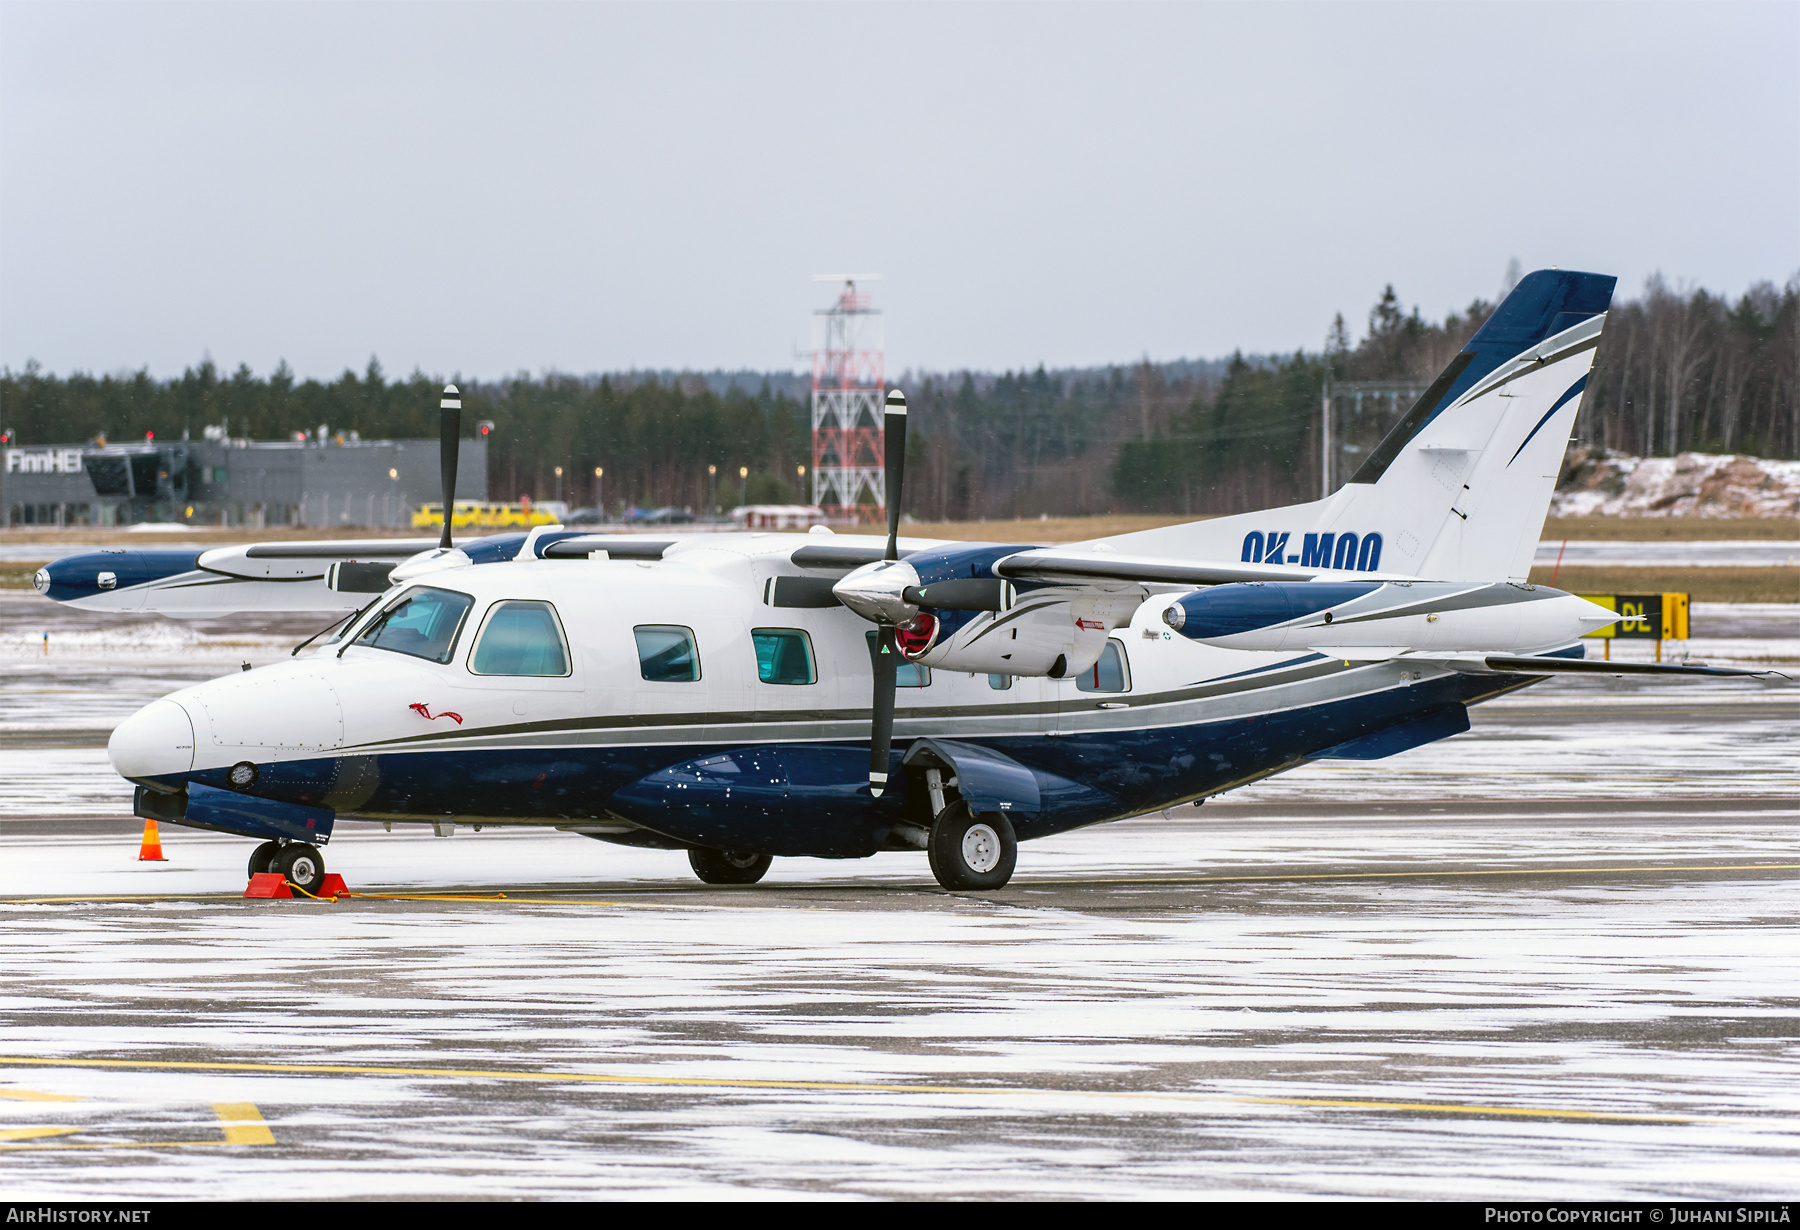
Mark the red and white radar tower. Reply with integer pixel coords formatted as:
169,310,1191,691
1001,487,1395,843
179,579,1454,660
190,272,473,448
810,275,885,522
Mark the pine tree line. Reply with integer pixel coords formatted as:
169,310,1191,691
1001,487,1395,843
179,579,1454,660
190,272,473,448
2,274,1792,518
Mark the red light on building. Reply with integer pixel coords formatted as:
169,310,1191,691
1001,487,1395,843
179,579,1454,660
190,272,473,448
145,431,154,441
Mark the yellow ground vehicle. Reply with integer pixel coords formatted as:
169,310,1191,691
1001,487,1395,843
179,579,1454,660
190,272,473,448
411,500,563,531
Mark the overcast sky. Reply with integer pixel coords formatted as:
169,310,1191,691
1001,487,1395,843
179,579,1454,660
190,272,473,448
2,1,1795,382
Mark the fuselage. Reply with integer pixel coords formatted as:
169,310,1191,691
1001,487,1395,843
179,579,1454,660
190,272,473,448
108,532,1563,859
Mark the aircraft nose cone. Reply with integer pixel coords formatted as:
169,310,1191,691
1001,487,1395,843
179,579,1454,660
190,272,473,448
109,699,196,779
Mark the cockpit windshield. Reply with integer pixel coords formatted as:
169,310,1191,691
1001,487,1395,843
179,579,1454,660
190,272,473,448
355,587,474,664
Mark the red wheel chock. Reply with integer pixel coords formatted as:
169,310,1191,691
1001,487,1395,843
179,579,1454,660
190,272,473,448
244,873,349,900
244,873,291,898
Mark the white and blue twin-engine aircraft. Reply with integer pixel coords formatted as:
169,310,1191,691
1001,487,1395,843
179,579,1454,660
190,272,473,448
37,270,1771,892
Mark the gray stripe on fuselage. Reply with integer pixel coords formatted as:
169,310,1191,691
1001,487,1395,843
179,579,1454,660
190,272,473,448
328,654,1374,757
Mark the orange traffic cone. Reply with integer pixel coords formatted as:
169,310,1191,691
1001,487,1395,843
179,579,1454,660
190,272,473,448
137,818,167,862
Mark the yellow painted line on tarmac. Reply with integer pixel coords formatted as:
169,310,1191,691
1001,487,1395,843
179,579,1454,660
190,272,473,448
5,863,1796,907
0,1056,1701,1125
1013,862,1800,888
0,890,798,911
0,1126,82,1141
0,1089,84,1102
0,1102,276,1152
0,888,820,911
3,893,247,904
213,1101,276,1145
0,1138,272,1152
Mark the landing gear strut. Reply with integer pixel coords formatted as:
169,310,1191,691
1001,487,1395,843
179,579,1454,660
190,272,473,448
927,803,1017,891
688,847,773,885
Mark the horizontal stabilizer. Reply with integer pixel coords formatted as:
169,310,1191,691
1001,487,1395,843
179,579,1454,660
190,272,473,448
1476,655,1783,678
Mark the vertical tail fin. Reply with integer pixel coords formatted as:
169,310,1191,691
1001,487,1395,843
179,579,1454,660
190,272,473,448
1093,269,1617,583
1332,269,1616,581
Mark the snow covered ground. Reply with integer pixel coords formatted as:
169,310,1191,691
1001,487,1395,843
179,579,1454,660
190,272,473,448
0,593,1795,1200
0,808,1796,1201
1552,453,1800,519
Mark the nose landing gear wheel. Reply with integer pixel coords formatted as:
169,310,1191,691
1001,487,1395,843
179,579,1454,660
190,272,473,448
687,847,773,885
275,842,326,893
928,805,1017,891
247,840,283,878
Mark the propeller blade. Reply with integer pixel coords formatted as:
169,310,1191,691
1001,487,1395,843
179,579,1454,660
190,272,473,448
883,389,906,561
869,624,898,796
900,578,1013,612
769,576,844,608
438,384,462,551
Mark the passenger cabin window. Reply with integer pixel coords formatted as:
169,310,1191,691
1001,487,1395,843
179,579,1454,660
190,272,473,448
1074,640,1130,693
752,628,816,685
635,625,700,682
988,673,1013,690
356,587,473,664
470,601,570,676
866,631,931,687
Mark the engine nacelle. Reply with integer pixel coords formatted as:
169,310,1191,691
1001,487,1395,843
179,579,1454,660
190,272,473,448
1160,581,1618,655
874,547,1144,677
913,588,1143,677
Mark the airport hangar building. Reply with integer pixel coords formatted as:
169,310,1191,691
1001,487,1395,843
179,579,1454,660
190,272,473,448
2,432,488,529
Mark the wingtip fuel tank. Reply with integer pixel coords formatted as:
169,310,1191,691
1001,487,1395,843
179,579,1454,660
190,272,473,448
1160,581,1619,655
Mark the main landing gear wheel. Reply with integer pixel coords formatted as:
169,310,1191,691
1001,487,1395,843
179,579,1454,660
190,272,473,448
928,805,1017,891
687,847,773,885
275,842,326,893
247,840,283,878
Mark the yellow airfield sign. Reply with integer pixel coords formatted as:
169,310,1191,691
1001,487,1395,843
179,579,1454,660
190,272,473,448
1579,593,1690,641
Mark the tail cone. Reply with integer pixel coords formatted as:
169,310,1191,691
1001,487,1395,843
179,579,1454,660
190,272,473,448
137,818,167,862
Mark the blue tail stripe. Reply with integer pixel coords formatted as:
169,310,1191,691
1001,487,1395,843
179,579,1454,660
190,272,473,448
1507,374,1589,467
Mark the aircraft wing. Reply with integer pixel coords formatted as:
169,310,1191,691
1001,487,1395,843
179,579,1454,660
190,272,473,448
1458,654,1782,679
35,538,435,617
791,542,1338,586
990,548,1330,586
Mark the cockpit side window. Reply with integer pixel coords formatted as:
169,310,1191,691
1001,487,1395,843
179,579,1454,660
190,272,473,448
470,601,571,676
355,587,474,664
751,628,816,685
634,625,701,682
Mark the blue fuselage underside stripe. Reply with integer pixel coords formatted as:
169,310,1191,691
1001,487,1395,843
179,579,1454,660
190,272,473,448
164,671,1528,857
